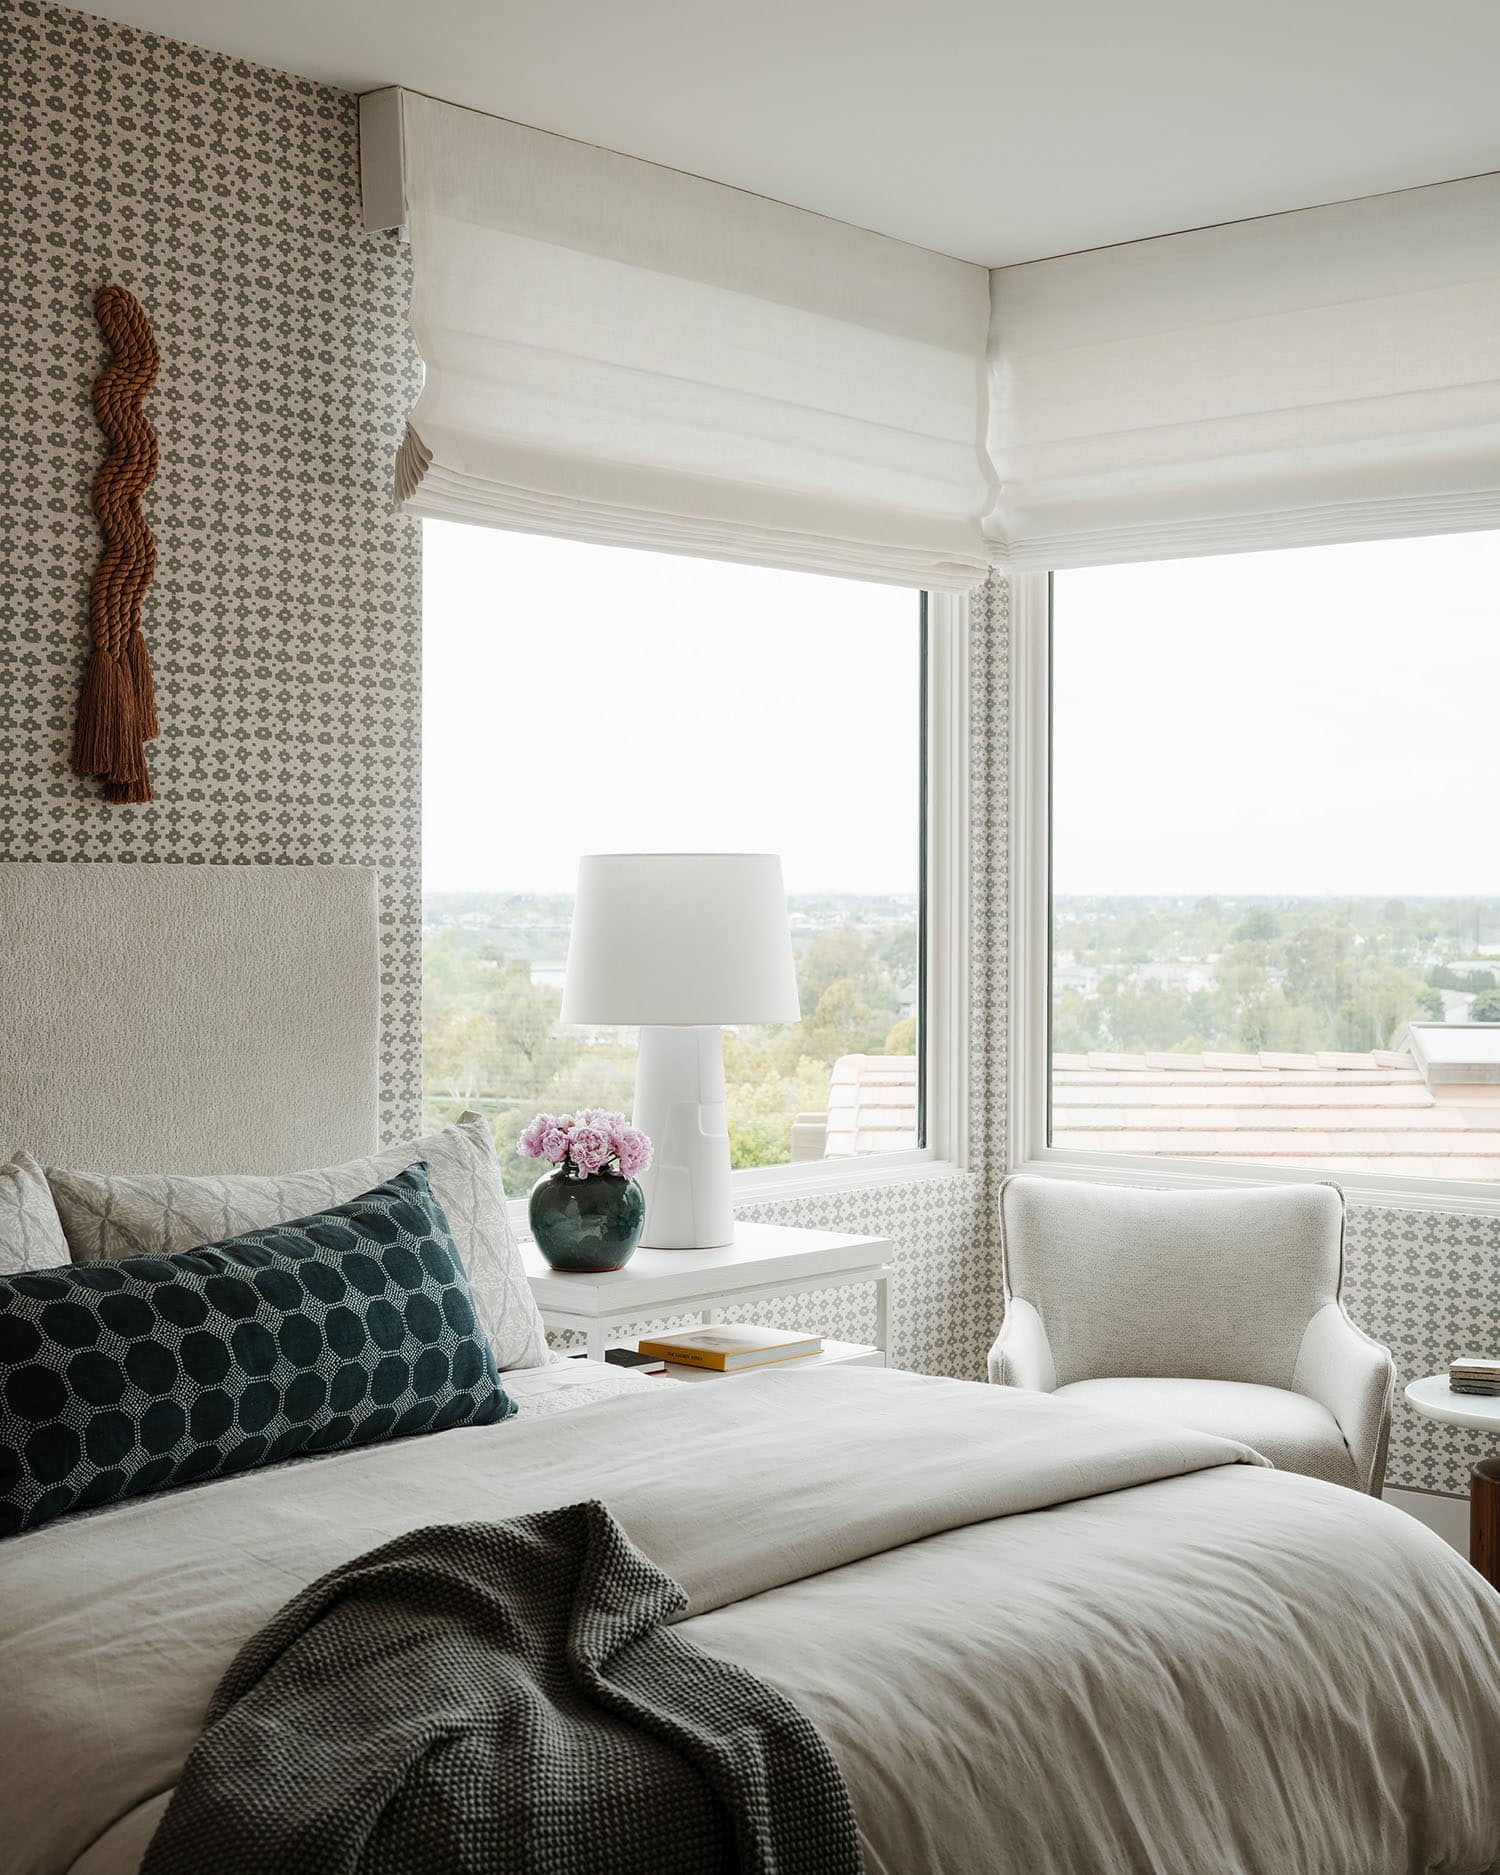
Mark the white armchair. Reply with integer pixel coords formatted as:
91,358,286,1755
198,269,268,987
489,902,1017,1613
988,1175,1395,1494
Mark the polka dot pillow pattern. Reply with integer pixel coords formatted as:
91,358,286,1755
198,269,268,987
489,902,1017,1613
0,1163,515,1538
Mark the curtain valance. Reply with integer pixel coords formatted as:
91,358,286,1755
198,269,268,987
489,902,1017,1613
362,91,1500,582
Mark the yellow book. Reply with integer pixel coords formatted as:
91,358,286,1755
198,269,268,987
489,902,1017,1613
637,1324,823,1372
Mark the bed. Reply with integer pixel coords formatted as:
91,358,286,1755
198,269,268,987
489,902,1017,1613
3,865,1499,1875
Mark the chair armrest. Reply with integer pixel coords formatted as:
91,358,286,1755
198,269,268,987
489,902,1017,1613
987,1297,1058,1392
1293,1302,1395,1494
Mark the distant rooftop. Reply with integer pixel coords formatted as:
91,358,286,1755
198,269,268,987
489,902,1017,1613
805,1041,1500,1180
793,1054,920,1160
1052,1041,1500,1180
1394,1022,1500,1083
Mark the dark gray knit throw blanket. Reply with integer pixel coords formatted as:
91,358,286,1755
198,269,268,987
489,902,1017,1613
142,1501,863,1875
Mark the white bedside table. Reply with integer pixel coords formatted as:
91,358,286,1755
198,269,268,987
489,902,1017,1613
1405,1374,1500,1589
522,1221,892,1372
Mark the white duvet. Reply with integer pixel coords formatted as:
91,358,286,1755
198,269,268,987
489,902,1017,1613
2,1367,1498,1875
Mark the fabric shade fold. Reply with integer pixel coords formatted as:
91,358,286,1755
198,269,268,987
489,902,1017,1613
363,90,1500,582
986,171,1500,569
375,88,994,590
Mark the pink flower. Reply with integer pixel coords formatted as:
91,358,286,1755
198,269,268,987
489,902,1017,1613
569,1124,612,1177
518,1113,554,1159
614,1126,652,1178
577,1107,625,1133
539,1124,572,1165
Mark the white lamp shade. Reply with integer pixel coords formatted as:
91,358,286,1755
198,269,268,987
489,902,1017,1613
561,854,800,1028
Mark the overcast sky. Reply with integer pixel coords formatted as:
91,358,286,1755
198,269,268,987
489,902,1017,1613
1053,530,1500,897
423,521,921,895
424,521,1498,901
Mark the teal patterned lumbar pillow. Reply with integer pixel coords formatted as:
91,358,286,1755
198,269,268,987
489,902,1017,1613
0,1163,514,1538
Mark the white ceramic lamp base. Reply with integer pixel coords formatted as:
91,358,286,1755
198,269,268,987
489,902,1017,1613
631,1024,734,1249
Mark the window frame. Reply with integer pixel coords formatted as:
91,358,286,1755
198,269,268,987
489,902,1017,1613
1012,566,1500,1219
500,586,971,1236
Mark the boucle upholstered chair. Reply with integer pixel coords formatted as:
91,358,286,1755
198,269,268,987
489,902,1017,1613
987,1176,1395,1494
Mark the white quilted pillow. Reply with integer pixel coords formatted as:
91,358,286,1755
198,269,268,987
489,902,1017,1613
0,1152,71,1277
45,1114,550,1371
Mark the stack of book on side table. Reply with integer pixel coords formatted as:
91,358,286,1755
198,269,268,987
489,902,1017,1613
1449,1357,1500,1397
636,1324,824,1377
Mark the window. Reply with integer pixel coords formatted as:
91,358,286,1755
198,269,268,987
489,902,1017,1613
422,521,928,1199
1048,531,1500,1189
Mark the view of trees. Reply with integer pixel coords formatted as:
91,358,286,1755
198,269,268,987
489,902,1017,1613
1052,896,1500,1058
422,892,920,1194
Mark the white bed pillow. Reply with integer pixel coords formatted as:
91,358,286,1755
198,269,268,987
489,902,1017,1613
0,1151,71,1276
45,1114,551,1371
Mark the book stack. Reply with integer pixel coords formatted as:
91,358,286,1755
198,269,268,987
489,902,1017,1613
637,1324,824,1374
1449,1357,1500,1397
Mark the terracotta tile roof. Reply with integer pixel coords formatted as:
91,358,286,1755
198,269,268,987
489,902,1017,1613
823,1054,920,1157
1052,1046,1500,1178
825,1046,1500,1178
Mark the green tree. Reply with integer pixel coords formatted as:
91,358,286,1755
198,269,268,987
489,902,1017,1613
1414,986,1445,1021
1429,964,1496,992
797,930,869,1010
801,977,880,1065
1050,990,1101,1054
1232,907,1279,943
1283,925,1350,1025
1470,989,1500,1022
1337,960,1426,1051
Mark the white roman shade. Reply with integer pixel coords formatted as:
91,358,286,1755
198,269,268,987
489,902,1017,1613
987,172,1500,570
363,91,1500,581
361,89,993,590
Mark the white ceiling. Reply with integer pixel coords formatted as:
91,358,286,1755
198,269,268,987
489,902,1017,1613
76,0,1500,265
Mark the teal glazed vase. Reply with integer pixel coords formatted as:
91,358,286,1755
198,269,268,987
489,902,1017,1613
528,1168,646,1273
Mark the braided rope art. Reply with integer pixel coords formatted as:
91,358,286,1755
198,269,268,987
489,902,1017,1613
73,285,161,804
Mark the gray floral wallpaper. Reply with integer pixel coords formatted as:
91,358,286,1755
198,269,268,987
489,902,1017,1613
0,0,423,1137
4,0,1493,1499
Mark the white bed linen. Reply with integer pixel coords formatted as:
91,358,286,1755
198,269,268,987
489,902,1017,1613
3,1369,1497,1875
502,1356,674,1415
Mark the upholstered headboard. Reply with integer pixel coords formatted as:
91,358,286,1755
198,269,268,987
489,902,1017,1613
0,864,380,1175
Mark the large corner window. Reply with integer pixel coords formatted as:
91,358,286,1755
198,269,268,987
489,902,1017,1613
1048,530,1500,1191
422,521,930,1198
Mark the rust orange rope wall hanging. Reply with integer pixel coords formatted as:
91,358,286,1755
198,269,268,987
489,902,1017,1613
73,283,161,804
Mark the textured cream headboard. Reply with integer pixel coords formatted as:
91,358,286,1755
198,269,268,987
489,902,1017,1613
0,864,380,1175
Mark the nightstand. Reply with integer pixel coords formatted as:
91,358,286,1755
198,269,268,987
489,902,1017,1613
521,1221,892,1372
1404,1375,1500,1589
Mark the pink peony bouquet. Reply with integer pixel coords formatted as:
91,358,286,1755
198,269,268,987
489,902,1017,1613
518,1108,653,1181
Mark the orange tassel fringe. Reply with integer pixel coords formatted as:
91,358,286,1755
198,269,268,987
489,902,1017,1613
73,284,161,803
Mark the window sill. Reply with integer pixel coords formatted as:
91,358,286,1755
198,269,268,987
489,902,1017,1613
506,1151,966,1238
1018,1148,1500,1221
730,1150,965,1205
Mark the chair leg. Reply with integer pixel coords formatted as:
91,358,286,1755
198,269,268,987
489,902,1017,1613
1472,1457,1500,1589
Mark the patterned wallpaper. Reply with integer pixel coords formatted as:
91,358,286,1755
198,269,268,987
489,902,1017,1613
1346,1201,1500,1494
4,1,1493,1497
0,0,423,1137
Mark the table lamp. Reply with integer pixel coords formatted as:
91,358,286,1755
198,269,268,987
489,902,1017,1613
560,853,800,1249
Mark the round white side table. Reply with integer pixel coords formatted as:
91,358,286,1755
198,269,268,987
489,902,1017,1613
1404,1375,1500,1589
